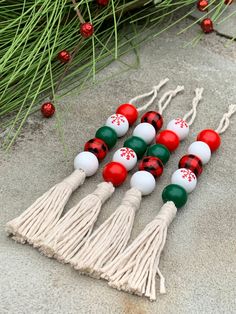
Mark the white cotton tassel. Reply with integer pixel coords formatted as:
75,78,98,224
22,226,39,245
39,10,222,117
38,182,115,262
6,169,86,245
71,188,142,277
101,201,177,301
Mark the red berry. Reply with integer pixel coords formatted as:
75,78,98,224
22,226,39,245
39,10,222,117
96,0,109,5
116,103,138,125
224,0,233,4
57,50,71,63
80,22,94,38
139,156,164,179
197,129,221,152
201,18,213,34
156,130,179,152
84,138,108,161
197,0,208,11
41,102,55,118
141,111,163,132
102,161,127,187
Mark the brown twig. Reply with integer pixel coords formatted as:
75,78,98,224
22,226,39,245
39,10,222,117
71,0,85,23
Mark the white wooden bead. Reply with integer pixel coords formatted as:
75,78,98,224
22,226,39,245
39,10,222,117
133,122,156,144
130,171,156,195
171,168,197,193
112,147,137,171
74,151,99,176
167,118,189,141
105,114,129,137
188,141,211,164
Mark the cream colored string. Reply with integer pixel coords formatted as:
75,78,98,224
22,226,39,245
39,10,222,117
215,104,236,134
182,87,204,126
158,85,184,115
128,78,169,112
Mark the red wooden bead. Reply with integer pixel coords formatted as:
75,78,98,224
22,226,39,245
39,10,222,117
102,161,127,186
201,18,213,34
84,138,108,161
197,0,208,11
178,154,203,177
141,111,163,132
41,102,55,118
139,156,164,179
116,103,138,125
156,130,179,152
57,50,71,63
80,22,94,38
197,129,221,152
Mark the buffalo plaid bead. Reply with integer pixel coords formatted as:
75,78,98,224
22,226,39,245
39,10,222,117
178,154,203,177
139,156,164,178
141,111,163,132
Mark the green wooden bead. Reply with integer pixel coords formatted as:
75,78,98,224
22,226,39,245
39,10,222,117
124,136,147,159
96,126,117,149
146,144,170,165
162,184,188,208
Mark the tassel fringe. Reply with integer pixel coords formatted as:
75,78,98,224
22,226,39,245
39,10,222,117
101,201,177,301
72,188,142,277
6,169,86,245
39,182,114,263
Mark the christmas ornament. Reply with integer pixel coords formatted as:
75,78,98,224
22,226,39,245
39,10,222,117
116,103,138,125
106,114,129,137
102,104,236,301
197,129,221,151
197,0,208,12
80,22,94,38
103,162,127,187
201,18,213,33
178,154,203,177
139,156,164,178
6,82,169,246
69,88,203,279
35,80,181,263
112,147,137,171
141,111,163,132
84,138,108,161
41,102,55,118
96,0,110,5
57,50,71,63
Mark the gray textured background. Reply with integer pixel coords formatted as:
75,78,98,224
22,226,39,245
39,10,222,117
1,19,236,314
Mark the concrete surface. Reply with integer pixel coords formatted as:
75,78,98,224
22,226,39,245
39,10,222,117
1,19,236,314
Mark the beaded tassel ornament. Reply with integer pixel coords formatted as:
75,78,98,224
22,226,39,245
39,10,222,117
71,88,203,277
102,104,236,301
5,79,169,245
37,84,184,262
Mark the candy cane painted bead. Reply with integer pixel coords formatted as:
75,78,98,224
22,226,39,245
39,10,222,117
171,168,197,193
188,141,211,164
133,122,156,145
106,114,129,137
74,151,99,176
112,147,137,171
167,118,189,141
130,171,156,196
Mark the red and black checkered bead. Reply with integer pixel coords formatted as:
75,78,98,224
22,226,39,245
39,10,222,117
84,138,108,161
141,111,163,132
139,156,164,178
178,154,203,177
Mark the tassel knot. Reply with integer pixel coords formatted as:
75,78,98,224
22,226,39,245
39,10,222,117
154,201,177,227
93,182,115,204
63,169,86,192
121,188,142,212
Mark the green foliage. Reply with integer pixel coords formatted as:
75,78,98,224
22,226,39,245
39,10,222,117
0,0,235,149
